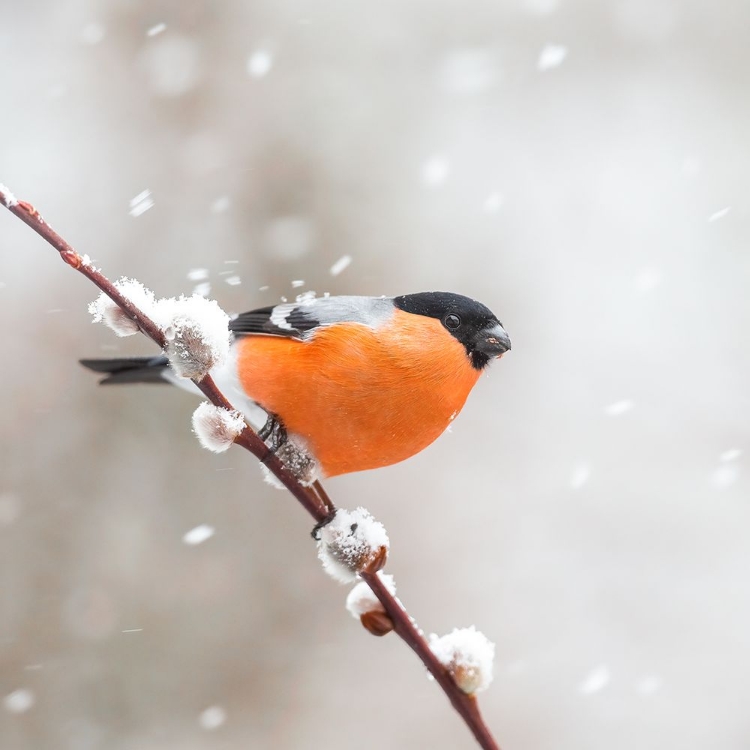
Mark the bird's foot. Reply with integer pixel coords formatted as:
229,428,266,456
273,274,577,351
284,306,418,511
258,413,287,453
311,509,338,540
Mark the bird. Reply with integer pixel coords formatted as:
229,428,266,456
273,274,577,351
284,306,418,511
81,291,510,478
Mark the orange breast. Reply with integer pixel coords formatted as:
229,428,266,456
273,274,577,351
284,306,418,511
234,310,482,477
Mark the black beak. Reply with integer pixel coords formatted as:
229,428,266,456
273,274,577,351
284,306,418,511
475,322,511,356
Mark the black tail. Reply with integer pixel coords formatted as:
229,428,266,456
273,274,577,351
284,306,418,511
79,356,170,385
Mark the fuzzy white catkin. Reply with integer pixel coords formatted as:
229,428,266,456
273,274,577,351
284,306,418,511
161,296,230,379
429,626,495,694
345,573,396,618
89,279,231,379
317,508,389,583
192,402,246,453
88,278,157,337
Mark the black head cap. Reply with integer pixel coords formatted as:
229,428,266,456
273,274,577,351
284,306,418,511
393,291,510,369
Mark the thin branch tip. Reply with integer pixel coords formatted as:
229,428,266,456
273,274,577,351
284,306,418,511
0,182,19,208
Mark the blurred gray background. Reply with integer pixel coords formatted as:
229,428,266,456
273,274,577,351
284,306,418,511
2,0,749,748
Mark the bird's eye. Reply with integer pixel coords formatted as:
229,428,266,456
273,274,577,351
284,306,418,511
444,313,461,330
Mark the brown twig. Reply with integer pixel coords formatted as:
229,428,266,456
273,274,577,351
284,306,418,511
0,185,501,750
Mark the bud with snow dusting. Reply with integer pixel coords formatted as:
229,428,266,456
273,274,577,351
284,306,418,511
162,296,230,380
89,280,230,379
260,434,320,487
192,402,246,453
429,626,495,695
317,508,389,583
88,278,157,337
346,573,396,636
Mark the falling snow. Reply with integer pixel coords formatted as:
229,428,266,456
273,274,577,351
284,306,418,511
147,23,167,37
422,156,450,187
712,464,740,489
708,206,731,222
483,192,504,213
247,50,273,78
80,22,106,45
129,189,154,217
636,675,662,696
580,665,610,694
569,464,591,489
210,196,231,213
199,706,226,730
182,524,216,545
604,399,634,416
4,689,35,714
720,448,742,462
329,255,352,276
537,44,568,71
634,267,662,293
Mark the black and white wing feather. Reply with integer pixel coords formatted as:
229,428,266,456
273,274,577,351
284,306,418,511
229,296,394,340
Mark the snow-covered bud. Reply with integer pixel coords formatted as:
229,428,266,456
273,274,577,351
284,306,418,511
162,296,230,380
88,278,157,337
93,298,139,336
90,281,230,378
317,508,389,583
259,434,320,488
429,626,495,695
192,402,246,453
346,573,396,637
345,573,396,618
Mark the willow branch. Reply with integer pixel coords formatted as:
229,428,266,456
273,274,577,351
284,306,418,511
0,185,501,750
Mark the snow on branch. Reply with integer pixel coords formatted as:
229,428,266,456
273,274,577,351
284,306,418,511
317,507,389,583
161,295,230,379
346,573,397,636
89,278,155,336
0,183,19,208
90,280,230,380
192,402,246,453
429,627,495,695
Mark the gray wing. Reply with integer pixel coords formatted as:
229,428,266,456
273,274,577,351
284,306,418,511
229,295,395,340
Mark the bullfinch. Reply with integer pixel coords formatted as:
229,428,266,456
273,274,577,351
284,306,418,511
81,291,510,478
